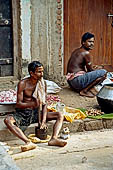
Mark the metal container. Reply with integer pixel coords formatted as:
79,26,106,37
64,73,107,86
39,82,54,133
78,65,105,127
96,83,113,113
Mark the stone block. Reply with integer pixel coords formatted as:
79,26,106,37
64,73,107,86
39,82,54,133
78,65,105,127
0,104,16,113
57,4,62,9
57,15,62,20
57,9,62,15
84,120,103,131
102,119,113,129
57,0,61,3
63,120,85,133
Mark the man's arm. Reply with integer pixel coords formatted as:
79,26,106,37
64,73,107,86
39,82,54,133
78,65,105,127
41,104,47,126
16,80,38,109
85,53,94,72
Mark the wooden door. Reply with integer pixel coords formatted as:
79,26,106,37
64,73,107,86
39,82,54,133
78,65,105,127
64,0,113,74
0,0,13,77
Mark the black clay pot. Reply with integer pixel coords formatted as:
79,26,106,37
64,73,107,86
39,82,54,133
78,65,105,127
96,83,113,113
35,126,47,140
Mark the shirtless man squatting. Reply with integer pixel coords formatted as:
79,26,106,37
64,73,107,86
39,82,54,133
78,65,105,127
67,32,107,98
4,61,67,151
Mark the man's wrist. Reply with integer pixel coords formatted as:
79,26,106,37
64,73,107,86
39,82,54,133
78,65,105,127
42,120,46,124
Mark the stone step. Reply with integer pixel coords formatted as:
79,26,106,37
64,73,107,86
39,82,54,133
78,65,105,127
0,104,16,113
1,116,113,141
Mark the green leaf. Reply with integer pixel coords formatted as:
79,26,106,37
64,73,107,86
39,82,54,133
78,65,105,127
87,113,113,119
76,108,87,113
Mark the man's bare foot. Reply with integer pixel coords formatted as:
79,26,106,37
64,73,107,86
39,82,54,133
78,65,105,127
80,90,95,98
21,141,37,152
90,87,98,96
48,138,67,147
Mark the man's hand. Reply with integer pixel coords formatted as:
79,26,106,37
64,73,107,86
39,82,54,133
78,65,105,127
93,65,104,70
31,97,40,109
40,122,48,130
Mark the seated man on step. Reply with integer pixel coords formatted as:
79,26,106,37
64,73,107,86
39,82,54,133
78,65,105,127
66,32,107,97
4,61,67,152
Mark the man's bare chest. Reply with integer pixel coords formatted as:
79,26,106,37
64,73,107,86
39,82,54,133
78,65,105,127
23,84,36,98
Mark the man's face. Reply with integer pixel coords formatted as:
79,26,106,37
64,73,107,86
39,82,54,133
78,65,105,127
82,37,95,50
31,66,44,80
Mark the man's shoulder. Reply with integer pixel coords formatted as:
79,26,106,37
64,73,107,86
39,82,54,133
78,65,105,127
71,47,80,54
71,47,88,56
18,78,29,87
77,48,90,58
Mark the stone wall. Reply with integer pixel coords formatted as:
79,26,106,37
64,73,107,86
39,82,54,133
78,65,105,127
30,0,66,85
2,0,67,89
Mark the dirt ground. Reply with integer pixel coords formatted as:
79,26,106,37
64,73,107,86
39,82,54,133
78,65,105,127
58,86,99,110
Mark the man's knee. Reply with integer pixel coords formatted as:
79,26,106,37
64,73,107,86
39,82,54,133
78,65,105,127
94,69,107,80
100,69,107,76
4,116,14,126
100,69,107,79
4,117,9,125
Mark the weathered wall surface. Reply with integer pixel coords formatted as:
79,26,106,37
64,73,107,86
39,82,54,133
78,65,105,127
20,0,66,85
20,0,32,77
30,0,66,85
0,0,66,91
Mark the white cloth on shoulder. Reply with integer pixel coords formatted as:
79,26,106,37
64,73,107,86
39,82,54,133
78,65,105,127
22,76,46,109
33,77,46,109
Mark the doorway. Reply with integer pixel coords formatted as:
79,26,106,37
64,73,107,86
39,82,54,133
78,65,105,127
0,0,19,78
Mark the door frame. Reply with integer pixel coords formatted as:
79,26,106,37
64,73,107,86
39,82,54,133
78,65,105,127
0,0,20,82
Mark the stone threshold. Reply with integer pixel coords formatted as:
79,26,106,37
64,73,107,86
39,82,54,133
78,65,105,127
0,116,113,142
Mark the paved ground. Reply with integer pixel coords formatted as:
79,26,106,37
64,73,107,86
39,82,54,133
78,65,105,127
6,129,113,170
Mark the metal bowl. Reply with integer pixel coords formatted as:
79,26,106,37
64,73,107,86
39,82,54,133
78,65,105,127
96,83,113,113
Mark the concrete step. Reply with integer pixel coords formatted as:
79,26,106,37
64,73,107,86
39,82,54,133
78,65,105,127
1,116,113,141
